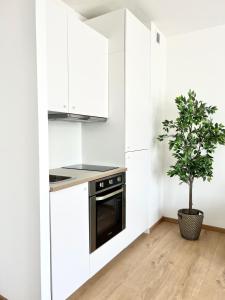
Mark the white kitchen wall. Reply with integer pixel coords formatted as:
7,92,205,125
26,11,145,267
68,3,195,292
149,23,167,226
163,24,225,228
48,122,82,169
0,0,41,299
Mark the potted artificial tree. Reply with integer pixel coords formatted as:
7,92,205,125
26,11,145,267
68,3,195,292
158,90,225,240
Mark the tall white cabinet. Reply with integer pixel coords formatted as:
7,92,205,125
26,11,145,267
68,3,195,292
46,0,108,118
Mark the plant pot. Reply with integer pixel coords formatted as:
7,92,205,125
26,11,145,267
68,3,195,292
178,209,204,240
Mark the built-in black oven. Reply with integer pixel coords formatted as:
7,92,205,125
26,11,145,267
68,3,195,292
89,172,126,253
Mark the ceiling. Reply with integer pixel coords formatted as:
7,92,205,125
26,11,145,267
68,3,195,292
64,0,225,36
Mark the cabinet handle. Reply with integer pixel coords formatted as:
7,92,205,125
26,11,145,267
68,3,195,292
63,105,67,108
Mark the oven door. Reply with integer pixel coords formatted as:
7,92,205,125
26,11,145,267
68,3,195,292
89,186,125,253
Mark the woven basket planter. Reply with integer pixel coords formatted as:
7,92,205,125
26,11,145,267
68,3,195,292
178,209,204,240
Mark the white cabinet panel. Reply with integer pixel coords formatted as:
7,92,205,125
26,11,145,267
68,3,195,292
50,183,89,300
68,14,108,117
125,150,151,243
89,229,128,277
125,11,151,152
47,0,68,112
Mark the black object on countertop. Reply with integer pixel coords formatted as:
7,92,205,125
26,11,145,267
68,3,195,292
49,174,72,183
62,164,118,172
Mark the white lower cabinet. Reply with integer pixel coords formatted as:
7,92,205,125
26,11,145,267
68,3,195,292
50,155,151,299
125,150,151,243
50,183,89,300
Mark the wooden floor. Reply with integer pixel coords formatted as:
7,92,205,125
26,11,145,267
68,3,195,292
69,222,225,300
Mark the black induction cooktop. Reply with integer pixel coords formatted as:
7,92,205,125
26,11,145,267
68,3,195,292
63,164,118,172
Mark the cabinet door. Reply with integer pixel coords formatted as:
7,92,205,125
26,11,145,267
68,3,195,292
125,150,151,243
68,13,108,117
50,183,89,300
125,11,151,152
46,0,68,112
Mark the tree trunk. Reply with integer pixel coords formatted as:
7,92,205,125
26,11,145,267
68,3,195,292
189,179,193,213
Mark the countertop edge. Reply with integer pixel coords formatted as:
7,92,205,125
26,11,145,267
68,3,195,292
50,167,127,192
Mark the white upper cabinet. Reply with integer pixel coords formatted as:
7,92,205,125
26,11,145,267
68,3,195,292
50,183,89,300
47,0,68,112
125,11,151,152
68,13,108,117
46,0,108,117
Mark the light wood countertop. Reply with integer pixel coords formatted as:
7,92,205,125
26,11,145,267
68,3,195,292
49,167,127,192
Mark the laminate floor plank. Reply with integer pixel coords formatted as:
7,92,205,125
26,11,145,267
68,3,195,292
69,222,225,300
196,233,225,300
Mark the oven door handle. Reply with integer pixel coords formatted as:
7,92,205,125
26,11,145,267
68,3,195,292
96,188,124,201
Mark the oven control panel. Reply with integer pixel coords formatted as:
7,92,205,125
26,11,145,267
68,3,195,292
89,172,125,195
96,175,123,192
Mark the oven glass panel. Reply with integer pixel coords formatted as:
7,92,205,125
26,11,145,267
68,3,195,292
96,191,123,248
